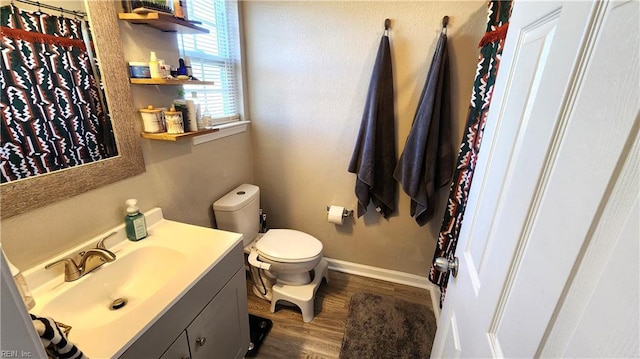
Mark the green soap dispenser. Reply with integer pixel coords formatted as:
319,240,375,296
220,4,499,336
125,199,147,241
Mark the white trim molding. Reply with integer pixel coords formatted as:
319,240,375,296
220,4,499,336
192,121,250,145
325,257,441,320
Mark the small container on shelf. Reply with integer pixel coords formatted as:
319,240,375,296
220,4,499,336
139,105,165,133
164,105,184,134
158,60,170,78
172,100,190,131
129,62,150,78
173,0,187,19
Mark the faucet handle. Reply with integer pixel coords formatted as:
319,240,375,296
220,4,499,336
96,232,117,250
45,258,81,282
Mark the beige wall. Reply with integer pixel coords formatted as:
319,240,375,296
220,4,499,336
1,22,254,270
2,1,486,277
242,1,486,275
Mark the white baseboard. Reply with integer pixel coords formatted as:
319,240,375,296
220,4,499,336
324,257,441,320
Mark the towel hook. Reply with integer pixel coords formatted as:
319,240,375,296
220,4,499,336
442,15,449,34
384,18,391,36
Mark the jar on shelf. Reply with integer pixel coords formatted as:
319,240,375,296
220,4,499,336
164,106,184,134
139,105,165,133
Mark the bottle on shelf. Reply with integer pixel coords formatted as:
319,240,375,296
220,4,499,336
149,51,161,79
184,56,193,79
173,0,187,19
186,92,201,131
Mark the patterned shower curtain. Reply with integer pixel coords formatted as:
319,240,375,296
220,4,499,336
428,0,513,307
0,4,115,183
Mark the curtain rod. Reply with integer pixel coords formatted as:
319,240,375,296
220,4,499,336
13,0,86,18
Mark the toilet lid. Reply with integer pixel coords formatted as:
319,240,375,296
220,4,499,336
256,229,323,262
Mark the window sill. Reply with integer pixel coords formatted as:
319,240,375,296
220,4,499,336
192,121,251,145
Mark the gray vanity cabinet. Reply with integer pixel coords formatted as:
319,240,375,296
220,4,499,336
160,331,190,359
120,242,250,359
187,268,249,359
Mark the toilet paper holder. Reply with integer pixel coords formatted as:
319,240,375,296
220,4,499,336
326,206,353,218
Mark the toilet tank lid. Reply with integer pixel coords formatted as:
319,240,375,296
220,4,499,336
213,184,259,211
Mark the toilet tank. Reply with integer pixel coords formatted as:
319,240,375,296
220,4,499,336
213,184,260,248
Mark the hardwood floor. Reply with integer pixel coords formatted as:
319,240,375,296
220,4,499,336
245,269,435,359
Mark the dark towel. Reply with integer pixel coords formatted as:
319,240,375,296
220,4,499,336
348,35,396,218
394,33,453,226
31,314,87,359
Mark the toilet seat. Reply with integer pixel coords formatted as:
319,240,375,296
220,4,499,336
258,251,320,264
256,229,323,263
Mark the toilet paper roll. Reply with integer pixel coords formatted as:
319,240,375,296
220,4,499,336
328,205,345,225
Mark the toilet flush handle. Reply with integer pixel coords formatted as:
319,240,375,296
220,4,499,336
248,249,271,271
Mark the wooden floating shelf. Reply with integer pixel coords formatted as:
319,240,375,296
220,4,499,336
130,78,215,85
118,12,209,34
141,128,220,141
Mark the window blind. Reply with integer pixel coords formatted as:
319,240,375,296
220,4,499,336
180,0,240,121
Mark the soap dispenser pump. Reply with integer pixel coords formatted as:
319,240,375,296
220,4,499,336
125,199,147,241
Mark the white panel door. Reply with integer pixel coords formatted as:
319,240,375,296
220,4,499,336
431,0,640,357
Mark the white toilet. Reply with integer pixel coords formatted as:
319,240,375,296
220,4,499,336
213,184,329,322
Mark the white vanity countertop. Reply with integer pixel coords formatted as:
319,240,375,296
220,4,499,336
24,208,242,358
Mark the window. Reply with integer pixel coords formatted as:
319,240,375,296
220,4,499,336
179,0,241,123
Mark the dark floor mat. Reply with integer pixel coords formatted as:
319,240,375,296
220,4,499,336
246,314,273,357
339,293,436,358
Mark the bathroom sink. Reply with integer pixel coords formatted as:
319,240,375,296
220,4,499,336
36,246,186,331
25,208,243,358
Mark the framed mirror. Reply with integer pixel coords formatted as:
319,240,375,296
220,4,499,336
1,1,145,218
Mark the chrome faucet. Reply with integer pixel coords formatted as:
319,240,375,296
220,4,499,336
45,233,117,282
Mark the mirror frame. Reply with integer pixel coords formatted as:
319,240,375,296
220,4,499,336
0,1,145,218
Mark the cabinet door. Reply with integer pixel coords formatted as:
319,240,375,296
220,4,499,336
159,331,191,359
187,269,250,359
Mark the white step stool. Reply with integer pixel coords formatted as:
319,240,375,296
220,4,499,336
269,258,329,323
